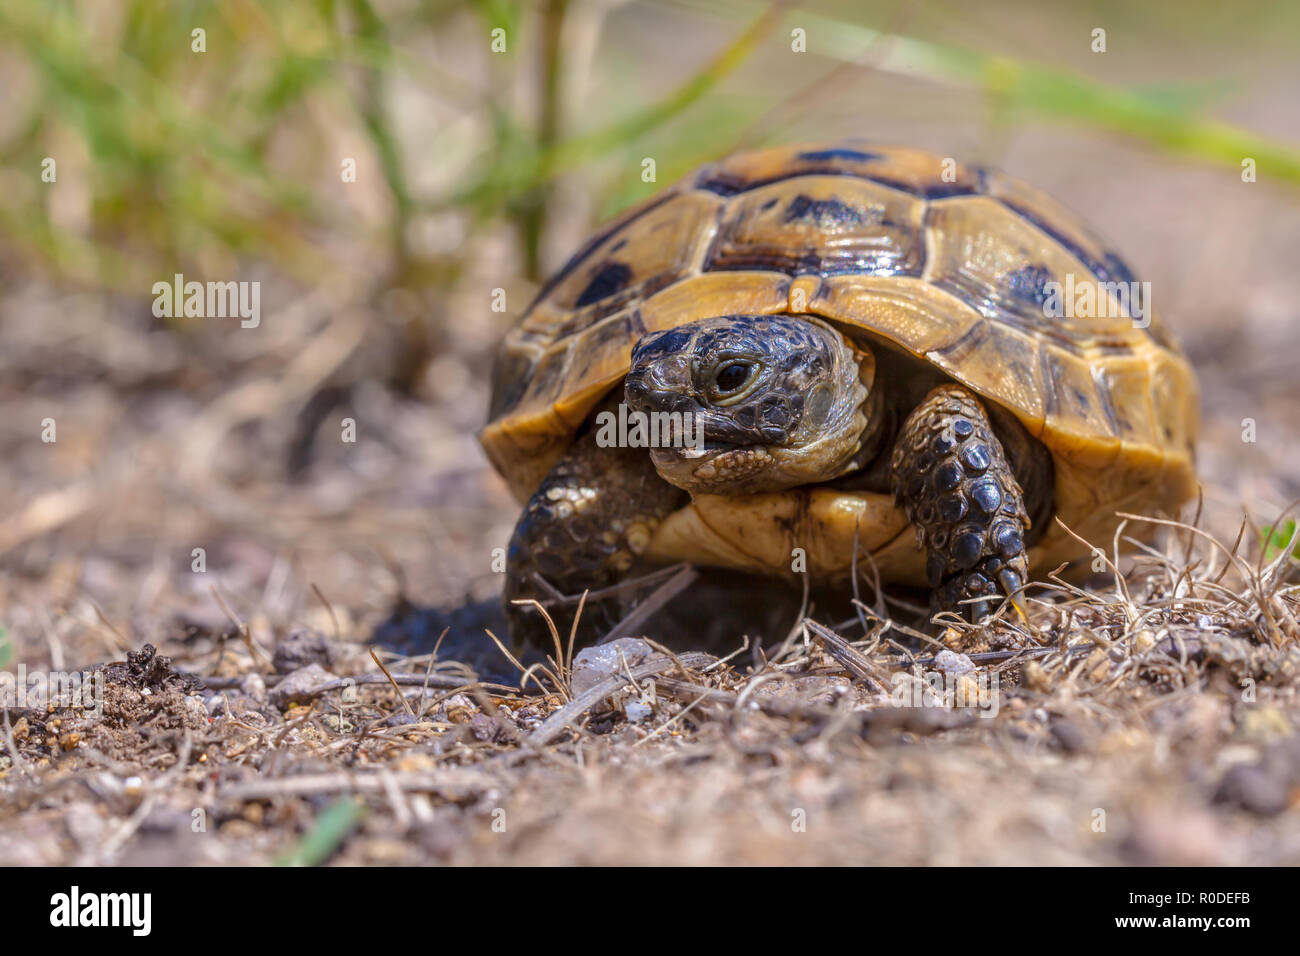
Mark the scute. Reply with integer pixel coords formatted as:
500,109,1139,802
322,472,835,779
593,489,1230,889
982,168,1135,287
703,175,926,277
924,195,1144,353
525,189,722,336
483,141,1199,582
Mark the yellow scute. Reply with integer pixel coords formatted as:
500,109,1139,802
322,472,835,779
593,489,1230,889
645,489,924,581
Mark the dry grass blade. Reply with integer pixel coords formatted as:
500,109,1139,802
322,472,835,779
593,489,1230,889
802,619,888,692
209,585,269,668
222,771,498,801
369,648,415,716
598,565,699,644
528,650,717,746
2,708,28,776
483,627,570,700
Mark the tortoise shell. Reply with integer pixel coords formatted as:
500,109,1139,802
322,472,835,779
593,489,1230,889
482,143,1199,582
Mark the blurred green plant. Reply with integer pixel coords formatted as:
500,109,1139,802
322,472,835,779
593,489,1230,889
0,0,1297,304
1260,519,1300,563
0,626,11,669
272,795,364,866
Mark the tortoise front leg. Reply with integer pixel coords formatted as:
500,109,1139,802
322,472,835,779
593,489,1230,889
505,428,687,648
890,384,1031,622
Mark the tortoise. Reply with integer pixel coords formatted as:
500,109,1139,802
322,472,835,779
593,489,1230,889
481,142,1199,644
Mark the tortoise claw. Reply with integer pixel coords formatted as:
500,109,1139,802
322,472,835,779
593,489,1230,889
998,568,1027,623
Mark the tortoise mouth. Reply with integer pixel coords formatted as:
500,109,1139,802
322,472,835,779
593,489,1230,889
655,439,736,463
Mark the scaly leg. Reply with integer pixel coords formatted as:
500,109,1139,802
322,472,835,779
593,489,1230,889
505,427,687,648
890,384,1032,622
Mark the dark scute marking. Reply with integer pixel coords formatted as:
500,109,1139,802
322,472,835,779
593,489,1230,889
705,194,922,277
1003,263,1054,308
524,348,569,404
1096,248,1174,352
526,192,672,315
863,175,921,196
697,168,886,196
574,261,634,308
1000,198,1148,313
1099,251,1137,287
796,147,883,163
582,310,646,359
924,205,1084,348
1039,347,1061,418
697,175,745,196
865,176,977,199
1092,366,1125,437
931,236,1114,359
922,180,979,199
555,273,678,338
932,320,992,364
705,247,920,278
782,194,865,227
1001,198,1104,274
487,350,535,420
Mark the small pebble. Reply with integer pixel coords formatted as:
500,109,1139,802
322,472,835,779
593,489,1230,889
571,638,656,697
1215,763,1290,816
933,650,975,675
1050,717,1088,753
272,628,335,674
240,673,267,702
322,714,356,733
268,663,334,708
624,701,653,723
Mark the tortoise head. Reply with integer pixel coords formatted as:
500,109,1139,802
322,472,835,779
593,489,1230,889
623,314,872,494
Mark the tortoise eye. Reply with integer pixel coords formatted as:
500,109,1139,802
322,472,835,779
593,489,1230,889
713,362,753,396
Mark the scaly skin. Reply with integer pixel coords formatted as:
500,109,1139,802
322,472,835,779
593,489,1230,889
889,384,1031,622
505,421,687,648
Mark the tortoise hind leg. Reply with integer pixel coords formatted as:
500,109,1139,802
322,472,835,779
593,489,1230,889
505,428,687,648
890,384,1031,622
